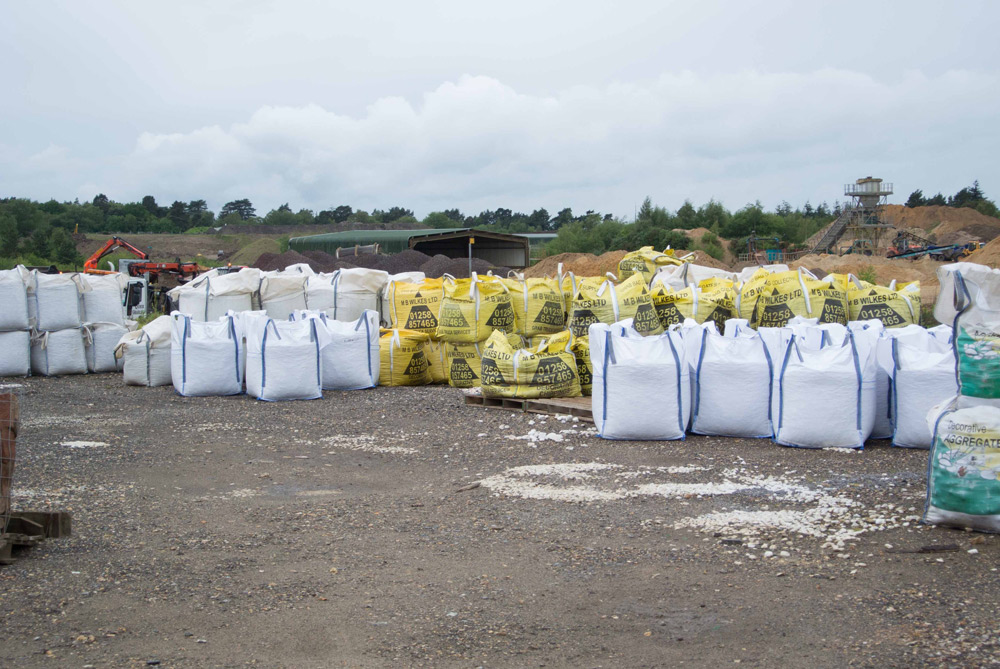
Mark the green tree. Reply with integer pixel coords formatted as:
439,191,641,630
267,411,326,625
906,188,927,208
0,213,19,256
50,227,80,264
675,200,697,229
332,205,353,223
422,211,463,228
220,199,256,220
926,192,947,206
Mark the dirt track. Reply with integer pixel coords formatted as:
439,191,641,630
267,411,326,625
2,376,999,667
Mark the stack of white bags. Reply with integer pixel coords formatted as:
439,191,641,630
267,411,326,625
589,315,956,448
0,267,31,376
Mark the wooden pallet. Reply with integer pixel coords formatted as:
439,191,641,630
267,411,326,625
462,390,593,422
0,511,72,565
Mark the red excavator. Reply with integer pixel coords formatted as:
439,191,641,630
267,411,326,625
83,236,207,279
83,236,213,316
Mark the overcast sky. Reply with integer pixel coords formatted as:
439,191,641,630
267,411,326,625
2,1,998,219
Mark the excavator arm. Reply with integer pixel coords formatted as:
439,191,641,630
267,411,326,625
83,236,150,274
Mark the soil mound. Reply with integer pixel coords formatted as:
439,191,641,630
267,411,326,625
230,238,280,266
966,236,1000,268
525,251,628,278
883,205,1000,244
253,250,315,272
790,253,946,305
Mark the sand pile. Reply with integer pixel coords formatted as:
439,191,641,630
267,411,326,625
966,236,1000,268
791,253,945,304
673,228,735,263
524,251,629,278
883,205,1000,244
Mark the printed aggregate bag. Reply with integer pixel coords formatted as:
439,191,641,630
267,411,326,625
480,329,580,399
504,275,566,337
566,274,661,337
436,274,515,343
425,337,448,384
925,403,1000,532
386,278,444,335
379,329,431,386
617,246,686,284
751,269,848,329
847,278,920,328
445,332,525,388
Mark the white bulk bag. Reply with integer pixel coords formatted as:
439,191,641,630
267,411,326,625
928,324,953,345
0,330,30,376
30,328,87,376
590,322,690,440
934,262,1000,325
691,326,773,438
245,317,324,401
80,273,126,326
169,268,260,321
170,313,244,397
28,271,82,331
116,315,173,386
0,267,29,331
260,274,308,320
847,320,892,439
297,309,380,390
880,335,957,449
84,322,128,373
773,333,876,449
651,263,738,291
308,268,389,322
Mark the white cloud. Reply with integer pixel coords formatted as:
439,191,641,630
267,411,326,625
4,69,999,215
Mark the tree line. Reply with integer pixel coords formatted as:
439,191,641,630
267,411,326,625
905,181,999,217
1,181,995,267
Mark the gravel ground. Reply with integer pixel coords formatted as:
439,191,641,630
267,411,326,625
1,375,999,667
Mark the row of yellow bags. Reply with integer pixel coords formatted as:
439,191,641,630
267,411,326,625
379,327,593,396
384,263,922,350
385,272,662,342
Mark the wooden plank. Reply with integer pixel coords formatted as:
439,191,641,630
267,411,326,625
0,538,12,566
463,389,593,422
11,511,72,538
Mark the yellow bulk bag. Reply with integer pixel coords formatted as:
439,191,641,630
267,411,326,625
650,283,697,329
506,274,566,337
446,332,524,388
570,334,592,396
567,274,662,337
737,268,771,323
751,269,848,328
696,284,737,332
425,337,448,384
386,278,444,335
436,274,515,343
480,330,581,399
617,246,687,283
847,279,920,327
697,276,735,293
379,329,431,386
